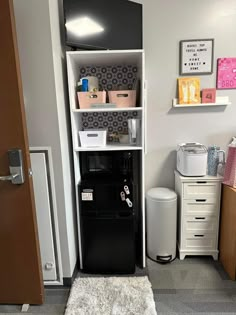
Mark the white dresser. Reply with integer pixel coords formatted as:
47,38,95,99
174,170,222,260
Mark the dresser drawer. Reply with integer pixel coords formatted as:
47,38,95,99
183,199,219,215
183,181,220,199
183,232,216,249
184,215,217,232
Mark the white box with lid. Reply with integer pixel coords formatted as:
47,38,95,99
177,143,207,176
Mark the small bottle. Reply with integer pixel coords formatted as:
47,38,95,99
82,79,89,92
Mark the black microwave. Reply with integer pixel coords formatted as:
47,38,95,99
79,151,140,181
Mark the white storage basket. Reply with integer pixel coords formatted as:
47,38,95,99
79,130,107,147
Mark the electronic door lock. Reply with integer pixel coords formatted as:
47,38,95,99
0,149,25,185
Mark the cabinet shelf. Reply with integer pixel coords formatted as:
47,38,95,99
74,145,143,152
72,107,142,113
172,96,231,108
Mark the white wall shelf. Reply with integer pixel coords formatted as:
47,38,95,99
72,107,143,113
172,96,231,108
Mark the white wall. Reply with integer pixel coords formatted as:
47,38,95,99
141,0,236,191
13,0,77,278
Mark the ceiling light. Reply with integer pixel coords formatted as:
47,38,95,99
66,17,104,37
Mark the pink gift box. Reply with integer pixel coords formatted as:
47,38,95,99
77,91,106,109
223,146,236,188
108,90,136,108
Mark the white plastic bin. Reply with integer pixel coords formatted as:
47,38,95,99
79,130,107,147
146,187,177,263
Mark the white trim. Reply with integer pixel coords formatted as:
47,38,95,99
72,107,143,113
30,146,63,285
67,49,144,56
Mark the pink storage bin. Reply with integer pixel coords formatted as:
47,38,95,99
77,91,106,109
108,90,136,108
223,146,236,188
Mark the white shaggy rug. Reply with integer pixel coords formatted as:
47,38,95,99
65,276,157,315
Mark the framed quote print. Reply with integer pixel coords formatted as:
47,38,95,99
180,39,214,75
216,58,236,89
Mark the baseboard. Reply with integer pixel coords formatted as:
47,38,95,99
62,260,79,287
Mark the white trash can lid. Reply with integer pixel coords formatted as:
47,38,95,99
146,187,177,202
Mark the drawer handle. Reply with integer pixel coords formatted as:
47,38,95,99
195,217,206,220
196,181,207,184
194,234,204,237
195,199,206,202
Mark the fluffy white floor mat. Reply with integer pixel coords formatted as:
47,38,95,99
65,276,157,315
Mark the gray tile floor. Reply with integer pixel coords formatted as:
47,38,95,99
1,257,236,314
149,257,236,314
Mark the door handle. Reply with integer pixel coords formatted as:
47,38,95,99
0,174,19,182
0,149,25,185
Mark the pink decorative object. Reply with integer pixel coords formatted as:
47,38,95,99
217,58,236,89
223,146,236,188
108,90,136,108
202,88,216,103
77,91,106,109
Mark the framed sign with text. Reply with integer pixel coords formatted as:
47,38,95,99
180,39,214,75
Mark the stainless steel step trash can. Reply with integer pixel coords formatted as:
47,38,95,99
146,187,177,263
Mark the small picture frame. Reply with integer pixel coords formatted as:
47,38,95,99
178,77,201,105
201,88,216,103
180,39,214,75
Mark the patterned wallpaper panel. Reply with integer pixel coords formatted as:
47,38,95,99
79,64,138,91
82,111,140,143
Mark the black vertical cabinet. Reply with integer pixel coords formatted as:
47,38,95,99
81,213,135,273
79,151,140,274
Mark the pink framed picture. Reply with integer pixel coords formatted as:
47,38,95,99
202,88,216,103
216,58,236,89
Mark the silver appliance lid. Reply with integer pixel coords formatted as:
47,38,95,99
178,143,207,154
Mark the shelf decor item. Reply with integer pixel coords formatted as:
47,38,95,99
108,90,136,108
178,77,200,104
216,58,236,89
179,39,214,75
79,130,107,147
77,91,106,109
202,88,216,103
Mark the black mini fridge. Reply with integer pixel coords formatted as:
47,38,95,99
79,179,136,273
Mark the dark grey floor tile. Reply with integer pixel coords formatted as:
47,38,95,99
44,289,70,305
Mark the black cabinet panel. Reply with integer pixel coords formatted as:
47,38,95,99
81,214,135,273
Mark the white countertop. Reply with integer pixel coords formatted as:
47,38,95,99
174,170,223,182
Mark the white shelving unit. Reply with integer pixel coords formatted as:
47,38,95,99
172,96,231,108
66,50,146,269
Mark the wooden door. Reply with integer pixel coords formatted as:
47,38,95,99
0,0,44,304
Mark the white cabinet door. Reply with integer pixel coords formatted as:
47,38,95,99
31,152,57,281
